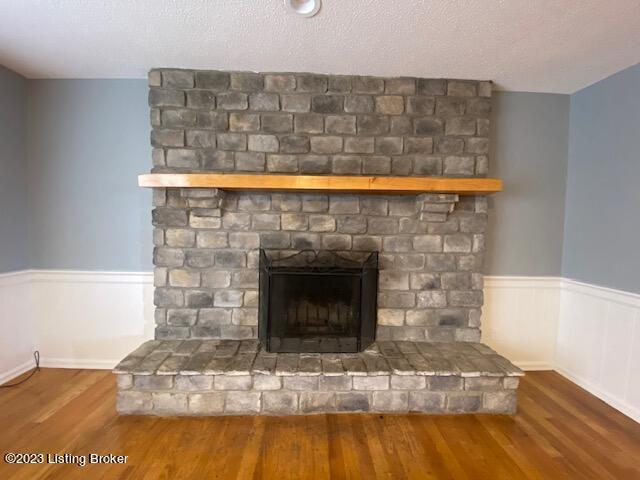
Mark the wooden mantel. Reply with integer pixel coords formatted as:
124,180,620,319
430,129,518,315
138,173,502,195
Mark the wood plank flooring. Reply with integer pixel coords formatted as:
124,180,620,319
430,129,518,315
0,369,638,479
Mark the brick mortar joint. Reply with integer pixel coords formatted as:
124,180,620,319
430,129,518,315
159,189,478,221
117,389,516,415
148,69,492,341
149,68,492,96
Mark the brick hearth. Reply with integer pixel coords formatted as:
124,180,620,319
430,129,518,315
115,340,522,415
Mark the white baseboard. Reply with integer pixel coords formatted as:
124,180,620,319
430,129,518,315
1,269,639,424
0,358,36,385
555,366,640,424
39,358,120,370
512,361,554,371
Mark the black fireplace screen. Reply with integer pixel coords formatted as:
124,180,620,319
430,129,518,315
258,250,378,353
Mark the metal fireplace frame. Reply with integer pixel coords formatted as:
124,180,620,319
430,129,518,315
258,249,378,353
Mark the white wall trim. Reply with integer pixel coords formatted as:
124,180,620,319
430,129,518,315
40,357,120,370
0,359,36,385
512,360,555,371
0,269,32,287
484,275,562,290
562,277,640,307
555,365,640,423
30,269,153,285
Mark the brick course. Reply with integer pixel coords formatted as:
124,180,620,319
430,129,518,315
115,340,521,415
148,69,491,342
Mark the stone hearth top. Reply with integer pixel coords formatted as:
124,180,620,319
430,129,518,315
114,340,523,378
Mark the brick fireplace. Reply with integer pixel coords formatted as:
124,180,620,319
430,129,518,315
114,69,522,415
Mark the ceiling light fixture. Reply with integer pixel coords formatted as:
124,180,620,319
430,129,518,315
285,0,321,17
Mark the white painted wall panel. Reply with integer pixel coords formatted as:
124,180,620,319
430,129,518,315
600,301,636,401
555,279,640,422
30,271,154,368
482,277,560,370
0,271,35,383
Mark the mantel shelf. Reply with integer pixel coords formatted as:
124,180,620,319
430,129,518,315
138,173,502,195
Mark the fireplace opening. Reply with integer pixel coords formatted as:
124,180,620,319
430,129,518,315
258,249,378,353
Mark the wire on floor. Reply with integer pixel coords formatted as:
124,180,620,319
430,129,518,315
0,351,40,388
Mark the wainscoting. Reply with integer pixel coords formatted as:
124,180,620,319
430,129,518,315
483,276,561,370
0,270,154,383
0,271,34,384
555,279,640,422
1,270,639,421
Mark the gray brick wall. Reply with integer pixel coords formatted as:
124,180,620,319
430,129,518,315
148,69,491,342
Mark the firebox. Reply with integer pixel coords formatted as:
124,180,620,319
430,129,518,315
258,250,378,353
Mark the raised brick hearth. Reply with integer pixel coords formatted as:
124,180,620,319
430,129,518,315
115,340,522,415
114,69,521,416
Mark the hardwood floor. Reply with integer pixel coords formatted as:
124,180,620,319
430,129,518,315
0,369,638,479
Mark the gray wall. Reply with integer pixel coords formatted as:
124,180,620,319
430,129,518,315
0,65,29,273
562,63,640,293
486,92,569,276
3,77,572,276
27,80,152,271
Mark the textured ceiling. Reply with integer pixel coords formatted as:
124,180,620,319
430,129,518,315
1,0,639,93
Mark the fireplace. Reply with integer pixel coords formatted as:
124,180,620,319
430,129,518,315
114,69,524,417
258,250,378,353
143,69,496,344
